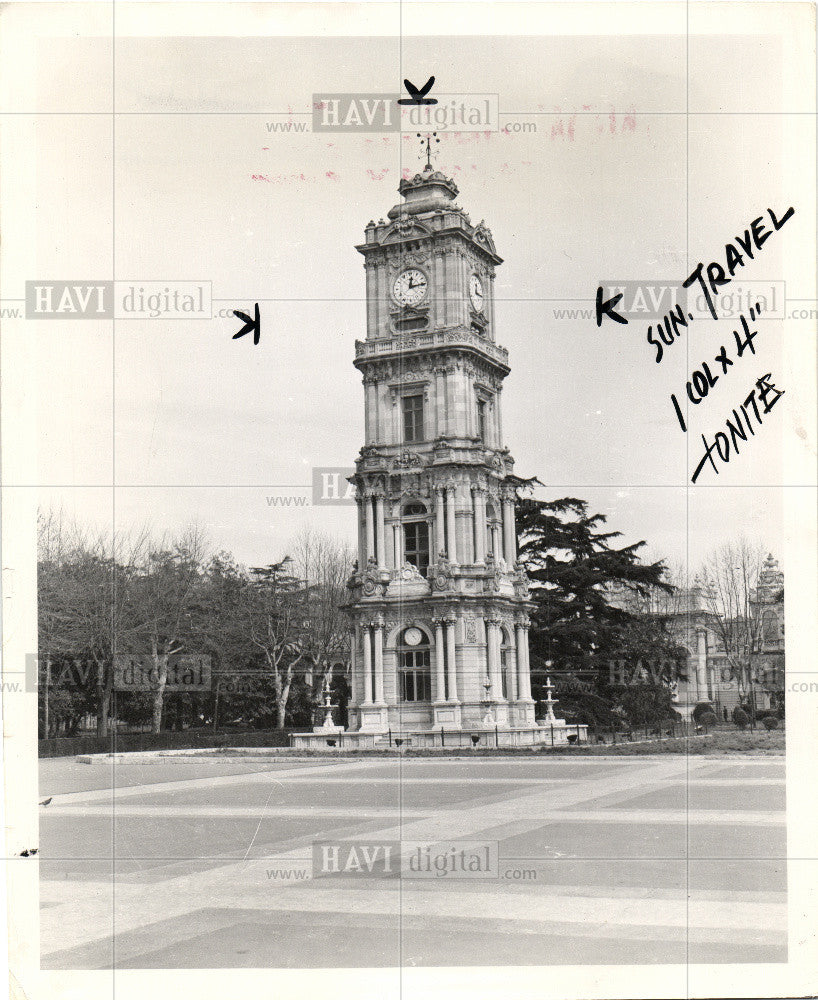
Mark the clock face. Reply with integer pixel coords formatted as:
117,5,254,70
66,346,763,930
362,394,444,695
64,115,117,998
469,273,484,311
403,627,424,646
393,268,428,306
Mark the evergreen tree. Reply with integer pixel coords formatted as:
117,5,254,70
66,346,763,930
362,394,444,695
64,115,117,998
513,487,683,724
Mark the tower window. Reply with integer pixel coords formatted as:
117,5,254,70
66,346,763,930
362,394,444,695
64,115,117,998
399,644,432,702
398,628,431,703
500,633,513,699
477,400,487,443
402,394,424,442
403,520,430,577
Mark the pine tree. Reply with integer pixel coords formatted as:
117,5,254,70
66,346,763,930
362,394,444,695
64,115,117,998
513,488,682,725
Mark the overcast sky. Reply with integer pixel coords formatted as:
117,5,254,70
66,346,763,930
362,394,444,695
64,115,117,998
5,4,815,574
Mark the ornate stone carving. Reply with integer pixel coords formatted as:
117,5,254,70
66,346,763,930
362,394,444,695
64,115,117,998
361,556,387,597
392,450,423,470
396,562,424,581
465,617,478,643
483,552,503,593
513,568,530,599
398,481,429,499
431,552,453,592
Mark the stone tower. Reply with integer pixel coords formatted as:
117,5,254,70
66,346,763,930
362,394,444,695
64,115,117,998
344,161,536,735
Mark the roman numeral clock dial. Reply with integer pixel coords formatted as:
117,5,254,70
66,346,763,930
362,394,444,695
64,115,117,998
393,268,428,307
469,273,484,311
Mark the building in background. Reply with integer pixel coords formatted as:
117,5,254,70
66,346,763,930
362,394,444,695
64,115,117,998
608,554,785,719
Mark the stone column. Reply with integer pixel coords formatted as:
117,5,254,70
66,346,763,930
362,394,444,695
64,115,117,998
445,368,456,436
516,622,532,699
349,629,358,707
375,495,386,568
487,619,503,700
378,383,391,444
472,487,486,564
361,626,373,704
365,497,375,562
508,638,518,703
364,261,377,337
364,381,376,445
391,390,400,445
357,498,367,569
434,620,447,702
696,628,708,700
502,497,516,563
493,398,501,448
373,620,385,704
392,523,401,568
445,618,458,702
434,368,445,436
435,488,446,559
446,486,458,563
523,629,533,700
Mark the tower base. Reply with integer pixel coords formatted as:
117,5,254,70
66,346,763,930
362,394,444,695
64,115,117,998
290,723,589,750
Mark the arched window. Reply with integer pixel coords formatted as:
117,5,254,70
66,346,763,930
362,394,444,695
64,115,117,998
398,627,432,702
500,629,514,699
486,502,501,559
402,501,430,577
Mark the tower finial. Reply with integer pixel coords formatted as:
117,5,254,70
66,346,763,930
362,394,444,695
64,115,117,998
416,131,440,170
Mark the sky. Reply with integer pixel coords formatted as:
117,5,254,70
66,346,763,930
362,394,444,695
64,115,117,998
4,4,816,576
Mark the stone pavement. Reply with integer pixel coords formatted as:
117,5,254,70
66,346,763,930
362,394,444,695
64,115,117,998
38,753,786,968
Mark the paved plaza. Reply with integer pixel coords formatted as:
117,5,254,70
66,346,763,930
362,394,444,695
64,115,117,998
39,753,786,969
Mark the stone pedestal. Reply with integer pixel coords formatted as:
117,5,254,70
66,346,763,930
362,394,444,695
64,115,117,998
358,703,389,732
491,702,509,726
433,701,462,727
514,698,536,726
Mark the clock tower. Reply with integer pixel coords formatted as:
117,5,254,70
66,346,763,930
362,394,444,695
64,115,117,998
344,160,536,737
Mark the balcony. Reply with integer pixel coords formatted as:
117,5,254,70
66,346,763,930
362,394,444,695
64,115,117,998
355,329,509,370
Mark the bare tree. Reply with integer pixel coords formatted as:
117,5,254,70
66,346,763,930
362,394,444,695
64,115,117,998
128,526,206,733
37,511,148,736
291,528,355,702
192,551,254,731
244,556,311,729
700,538,765,701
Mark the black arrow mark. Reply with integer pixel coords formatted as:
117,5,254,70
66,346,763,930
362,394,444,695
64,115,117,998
232,303,261,345
595,287,628,327
398,76,437,106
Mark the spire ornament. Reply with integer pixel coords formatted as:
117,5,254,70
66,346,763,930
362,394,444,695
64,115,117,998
417,131,440,170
